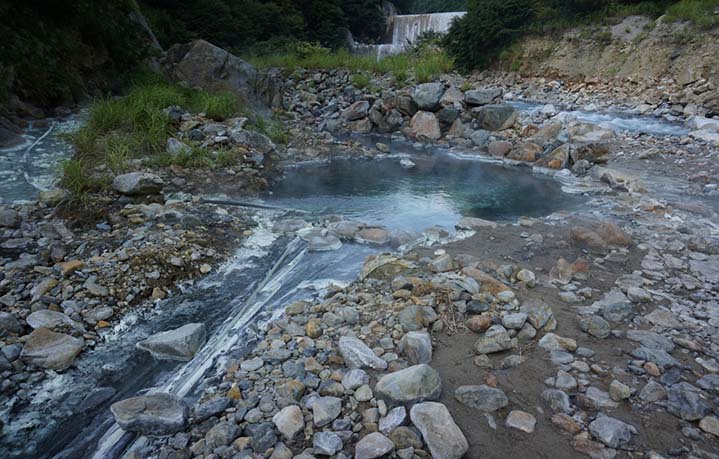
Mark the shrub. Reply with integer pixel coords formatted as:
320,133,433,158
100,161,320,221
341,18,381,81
350,73,372,89
665,0,719,28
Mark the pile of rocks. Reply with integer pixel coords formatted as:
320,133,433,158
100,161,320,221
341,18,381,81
0,197,254,401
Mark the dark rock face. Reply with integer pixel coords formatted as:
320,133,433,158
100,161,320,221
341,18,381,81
163,40,282,109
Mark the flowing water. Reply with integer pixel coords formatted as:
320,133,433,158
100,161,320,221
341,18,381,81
508,100,690,137
0,115,84,202
352,12,465,59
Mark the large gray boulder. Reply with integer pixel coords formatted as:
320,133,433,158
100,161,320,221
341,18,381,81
411,83,445,111
410,402,468,459
465,88,503,106
110,393,189,436
163,40,281,108
473,104,518,131
112,172,164,196
375,364,442,404
20,328,83,370
136,323,207,361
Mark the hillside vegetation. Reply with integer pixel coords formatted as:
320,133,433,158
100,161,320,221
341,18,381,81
445,0,719,69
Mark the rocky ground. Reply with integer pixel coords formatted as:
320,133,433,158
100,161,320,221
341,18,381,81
102,71,719,459
2,42,719,459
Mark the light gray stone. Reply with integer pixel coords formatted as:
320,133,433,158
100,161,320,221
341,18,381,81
136,323,206,361
410,402,468,459
339,336,388,370
375,364,442,404
110,393,188,436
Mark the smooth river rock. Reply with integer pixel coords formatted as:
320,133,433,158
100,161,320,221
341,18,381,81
110,393,189,436
136,323,207,361
410,402,468,459
375,364,442,404
20,328,84,370
112,172,164,196
455,385,508,412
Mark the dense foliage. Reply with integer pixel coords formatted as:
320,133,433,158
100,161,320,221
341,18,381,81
0,0,151,106
394,0,468,13
444,0,715,69
140,0,388,52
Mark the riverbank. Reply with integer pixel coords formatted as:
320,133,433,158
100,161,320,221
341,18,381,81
1,46,719,459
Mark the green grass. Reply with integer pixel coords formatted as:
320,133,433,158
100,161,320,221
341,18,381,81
62,76,246,198
350,73,372,89
665,0,719,28
246,48,454,85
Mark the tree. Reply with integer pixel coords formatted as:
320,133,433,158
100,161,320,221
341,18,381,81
444,0,535,69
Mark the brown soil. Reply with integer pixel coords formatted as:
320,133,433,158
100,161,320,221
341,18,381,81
416,218,717,458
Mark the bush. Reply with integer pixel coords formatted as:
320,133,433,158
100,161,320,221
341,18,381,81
665,0,719,28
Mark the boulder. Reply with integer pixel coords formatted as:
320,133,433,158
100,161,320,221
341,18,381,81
273,405,304,440
465,88,503,106
136,323,207,361
535,144,570,169
110,393,189,436
398,330,432,364
406,111,441,141
342,101,371,121
507,141,542,162
230,129,275,155
166,137,191,155
588,415,637,448
410,402,468,459
0,126,24,149
163,40,280,108
455,216,497,230
112,172,164,196
26,310,84,331
355,432,395,459
396,94,418,116
312,396,342,427
455,385,508,412
314,431,343,456
20,328,83,370
474,325,515,354
474,104,517,131
666,382,711,421
338,336,388,370
506,410,537,433
487,140,512,157
440,86,465,106
375,364,442,404
411,83,445,111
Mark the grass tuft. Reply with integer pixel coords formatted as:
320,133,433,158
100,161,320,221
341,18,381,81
246,48,454,85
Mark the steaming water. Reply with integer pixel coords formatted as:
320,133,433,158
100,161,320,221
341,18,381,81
263,151,584,231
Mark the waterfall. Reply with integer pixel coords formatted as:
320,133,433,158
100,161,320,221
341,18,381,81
350,11,466,60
